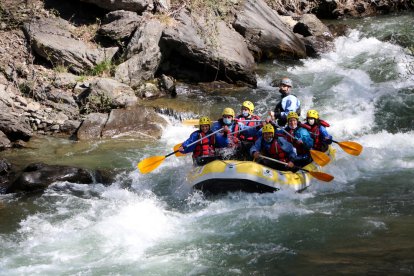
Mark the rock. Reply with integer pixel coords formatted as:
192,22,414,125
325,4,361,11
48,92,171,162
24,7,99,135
0,158,12,193
46,89,77,107
53,72,79,89
136,82,162,98
76,113,109,140
159,74,176,96
0,112,33,142
23,18,118,74
160,10,256,86
293,14,333,38
115,16,164,88
78,78,138,113
60,120,82,136
101,105,167,139
232,0,307,60
7,163,94,193
99,10,141,41
0,131,12,150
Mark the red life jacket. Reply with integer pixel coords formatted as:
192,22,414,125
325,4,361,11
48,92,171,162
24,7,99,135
236,115,260,141
284,128,307,155
193,131,215,158
307,124,322,151
266,139,288,162
302,119,330,151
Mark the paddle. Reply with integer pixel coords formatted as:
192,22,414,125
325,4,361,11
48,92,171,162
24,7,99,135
137,128,224,174
271,120,331,166
258,155,334,182
330,139,363,156
182,119,262,126
173,143,186,157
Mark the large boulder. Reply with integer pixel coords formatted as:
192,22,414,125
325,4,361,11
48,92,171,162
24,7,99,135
77,77,139,113
76,113,109,140
23,18,118,74
160,10,256,86
0,112,33,142
115,16,164,88
8,163,94,193
232,0,307,60
101,106,167,139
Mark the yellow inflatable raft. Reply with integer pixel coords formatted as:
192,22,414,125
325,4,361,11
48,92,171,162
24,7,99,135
186,146,336,194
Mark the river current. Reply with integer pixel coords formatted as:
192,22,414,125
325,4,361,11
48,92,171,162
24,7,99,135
1,13,414,275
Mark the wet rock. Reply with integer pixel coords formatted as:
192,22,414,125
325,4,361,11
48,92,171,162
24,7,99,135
159,74,176,97
8,163,94,193
293,14,333,38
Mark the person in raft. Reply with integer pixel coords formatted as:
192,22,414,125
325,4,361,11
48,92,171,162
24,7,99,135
235,100,262,160
301,109,333,152
278,111,314,167
179,116,217,166
250,124,296,171
211,107,258,160
268,77,301,127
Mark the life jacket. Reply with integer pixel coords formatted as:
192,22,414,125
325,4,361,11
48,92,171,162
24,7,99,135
217,119,239,147
262,138,288,162
193,131,215,158
302,119,330,151
284,127,307,155
236,114,260,141
274,94,301,116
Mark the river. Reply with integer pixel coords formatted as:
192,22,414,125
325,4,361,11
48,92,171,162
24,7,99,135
1,13,414,275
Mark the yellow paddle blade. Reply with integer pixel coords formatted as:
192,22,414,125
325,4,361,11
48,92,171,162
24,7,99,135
337,141,363,156
308,170,334,182
137,156,166,174
174,143,186,157
310,149,330,167
182,119,200,126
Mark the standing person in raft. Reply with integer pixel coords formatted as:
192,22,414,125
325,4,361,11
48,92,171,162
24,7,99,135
280,112,314,167
269,77,301,126
302,109,333,152
236,100,262,160
250,124,296,171
212,107,257,160
179,116,216,166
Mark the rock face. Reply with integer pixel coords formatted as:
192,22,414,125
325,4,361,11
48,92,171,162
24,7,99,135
23,18,118,74
8,163,94,193
233,0,307,60
160,10,257,86
115,16,164,88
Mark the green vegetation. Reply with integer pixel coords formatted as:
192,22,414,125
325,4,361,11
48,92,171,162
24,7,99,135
81,93,113,114
88,60,115,77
